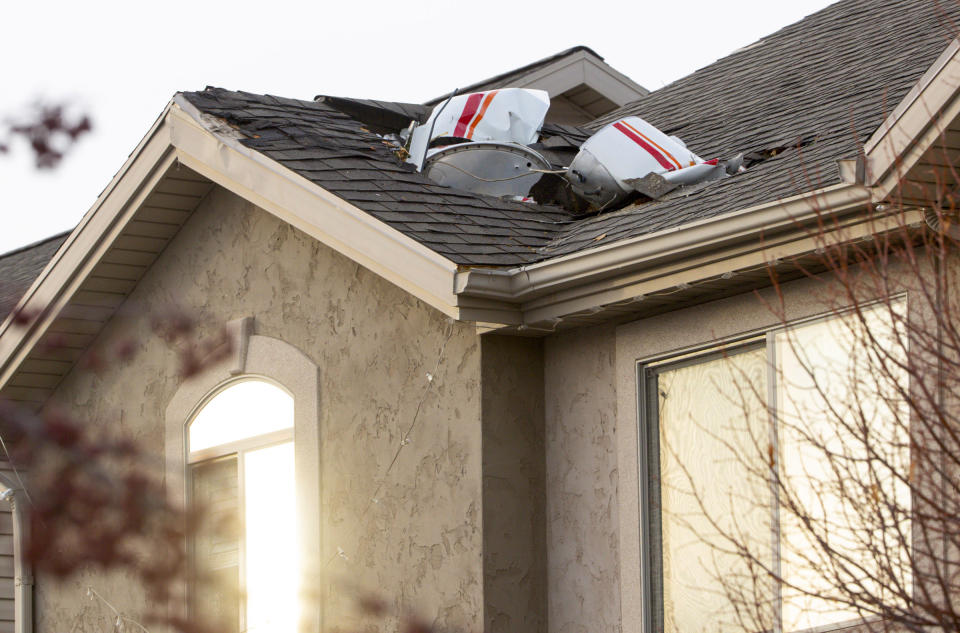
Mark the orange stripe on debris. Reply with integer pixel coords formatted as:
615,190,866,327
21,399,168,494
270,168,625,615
622,120,683,170
466,90,500,139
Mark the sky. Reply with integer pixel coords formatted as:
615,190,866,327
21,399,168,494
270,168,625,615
0,0,839,254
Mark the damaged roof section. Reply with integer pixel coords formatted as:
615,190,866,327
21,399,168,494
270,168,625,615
555,0,960,254
181,89,575,266
181,0,960,266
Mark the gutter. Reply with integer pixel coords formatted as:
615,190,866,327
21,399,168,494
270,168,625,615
455,181,871,305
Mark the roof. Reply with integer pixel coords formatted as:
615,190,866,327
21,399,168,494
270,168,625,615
3,0,960,405
3,0,960,324
179,0,960,265
423,46,608,105
0,232,68,320
547,0,960,257
182,88,577,267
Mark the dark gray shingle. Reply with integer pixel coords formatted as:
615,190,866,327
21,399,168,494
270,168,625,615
0,233,68,320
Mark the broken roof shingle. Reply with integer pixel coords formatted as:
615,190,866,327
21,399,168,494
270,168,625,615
180,0,960,267
182,88,576,266
540,0,960,256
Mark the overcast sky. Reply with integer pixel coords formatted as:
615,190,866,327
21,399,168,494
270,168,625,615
0,0,839,254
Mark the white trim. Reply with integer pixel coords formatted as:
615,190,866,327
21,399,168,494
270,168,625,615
863,38,960,195
169,98,461,317
188,421,294,464
0,128,178,391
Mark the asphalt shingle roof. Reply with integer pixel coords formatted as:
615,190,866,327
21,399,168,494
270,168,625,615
182,0,960,267
183,89,576,266
540,0,960,257
0,232,68,320
5,0,958,305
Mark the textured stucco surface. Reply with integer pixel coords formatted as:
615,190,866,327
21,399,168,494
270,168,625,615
481,335,546,633
37,187,484,633
543,324,620,633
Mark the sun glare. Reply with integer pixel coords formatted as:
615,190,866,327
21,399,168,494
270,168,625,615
188,379,300,633
244,441,299,633
189,380,294,452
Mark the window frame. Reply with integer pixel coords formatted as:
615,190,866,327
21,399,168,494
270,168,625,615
638,339,771,633
185,376,296,633
635,300,908,633
165,325,321,633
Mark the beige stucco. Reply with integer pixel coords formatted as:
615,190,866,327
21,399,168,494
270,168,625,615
35,186,484,633
21,168,939,633
481,335,546,633
543,324,620,633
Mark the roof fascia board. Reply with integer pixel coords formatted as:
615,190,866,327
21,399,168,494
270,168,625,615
490,50,647,104
509,53,590,94
518,207,921,324
864,38,960,194
455,182,869,303
169,98,461,317
0,102,174,338
0,125,178,389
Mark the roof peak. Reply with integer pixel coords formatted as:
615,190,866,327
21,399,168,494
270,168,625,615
424,45,608,106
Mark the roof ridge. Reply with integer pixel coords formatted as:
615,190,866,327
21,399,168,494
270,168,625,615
423,45,602,105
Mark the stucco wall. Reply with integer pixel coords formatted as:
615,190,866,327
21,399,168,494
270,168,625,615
36,187,484,633
543,324,620,633
481,335,546,633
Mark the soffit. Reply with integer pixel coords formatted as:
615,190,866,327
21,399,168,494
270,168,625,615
0,164,214,408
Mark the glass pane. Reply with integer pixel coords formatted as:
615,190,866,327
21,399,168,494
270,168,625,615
191,456,240,633
244,441,299,633
656,347,773,633
776,301,910,632
190,381,294,452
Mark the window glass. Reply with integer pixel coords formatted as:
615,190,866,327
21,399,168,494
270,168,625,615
644,300,909,633
776,303,910,632
244,442,298,633
189,380,293,452
188,380,298,633
654,347,772,633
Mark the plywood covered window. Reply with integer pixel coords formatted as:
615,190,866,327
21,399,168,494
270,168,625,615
639,301,910,633
188,379,298,633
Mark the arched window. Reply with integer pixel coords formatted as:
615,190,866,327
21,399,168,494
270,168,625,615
188,379,298,633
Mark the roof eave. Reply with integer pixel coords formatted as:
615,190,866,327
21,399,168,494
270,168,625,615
454,36,960,331
170,96,461,313
454,181,874,327
0,98,466,395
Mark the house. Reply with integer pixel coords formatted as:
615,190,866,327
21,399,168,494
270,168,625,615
0,0,959,632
